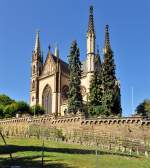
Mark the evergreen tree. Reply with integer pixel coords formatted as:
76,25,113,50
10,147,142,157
68,41,83,114
88,68,103,116
135,99,150,118
101,25,122,116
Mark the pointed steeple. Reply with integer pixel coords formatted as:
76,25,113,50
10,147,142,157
54,44,59,58
86,5,96,72
87,5,95,35
104,25,111,54
34,31,41,54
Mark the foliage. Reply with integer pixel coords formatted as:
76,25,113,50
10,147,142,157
135,99,150,118
88,45,121,117
0,94,14,106
88,68,103,116
4,102,18,118
0,105,4,119
88,105,105,117
15,101,30,115
0,94,35,118
89,71,102,106
68,41,83,114
101,47,122,116
30,105,45,116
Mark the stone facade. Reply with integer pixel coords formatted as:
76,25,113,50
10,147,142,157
30,6,102,116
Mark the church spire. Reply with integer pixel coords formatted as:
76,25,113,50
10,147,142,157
86,5,96,55
87,5,95,35
34,31,41,54
86,5,96,72
55,44,59,58
104,25,111,54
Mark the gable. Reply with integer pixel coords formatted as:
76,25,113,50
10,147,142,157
41,53,56,76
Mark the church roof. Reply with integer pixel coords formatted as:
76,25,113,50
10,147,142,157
52,55,87,75
52,55,69,74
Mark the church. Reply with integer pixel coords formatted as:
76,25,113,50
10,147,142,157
30,6,119,116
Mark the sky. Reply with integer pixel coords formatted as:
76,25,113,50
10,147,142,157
0,0,150,116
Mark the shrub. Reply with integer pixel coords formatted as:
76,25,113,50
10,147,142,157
15,101,30,115
0,94,14,106
0,105,4,119
4,103,17,118
30,105,45,116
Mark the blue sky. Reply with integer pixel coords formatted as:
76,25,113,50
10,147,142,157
0,0,150,116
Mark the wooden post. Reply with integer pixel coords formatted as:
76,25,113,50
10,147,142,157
41,140,44,168
0,131,13,161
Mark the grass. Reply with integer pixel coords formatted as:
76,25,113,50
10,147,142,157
0,137,150,168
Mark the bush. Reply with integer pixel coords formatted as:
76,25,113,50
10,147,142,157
0,94,14,106
135,99,150,118
30,105,45,116
15,101,30,115
0,105,4,119
4,103,17,118
89,105,106,117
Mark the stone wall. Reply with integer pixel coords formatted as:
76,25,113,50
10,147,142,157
0,115,150,142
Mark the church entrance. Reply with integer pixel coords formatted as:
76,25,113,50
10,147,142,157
42,85,52,114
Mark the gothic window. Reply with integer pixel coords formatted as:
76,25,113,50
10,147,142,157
42,85,52,114
80,86,86,96
33,65,36,74
32,80,35,90
62,85,69,102
32,96,34,102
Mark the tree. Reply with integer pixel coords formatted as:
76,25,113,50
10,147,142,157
101,49,121,116
0,94,14,106
135,99,150,118
0,105,4,118
15,101,30,115
88,70,103,116
68,41,83,114
101,25,122,116
4,102,17,118
0,94,33,118
30,105,45,116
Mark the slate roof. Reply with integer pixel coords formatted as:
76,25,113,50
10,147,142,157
52,55,69,74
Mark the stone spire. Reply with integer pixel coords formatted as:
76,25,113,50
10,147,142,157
34,31,41,54
104,25,111,54
54,44,59,58
86,5,96,72
87,5,95,35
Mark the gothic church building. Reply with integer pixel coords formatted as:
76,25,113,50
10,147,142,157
30,6,118,116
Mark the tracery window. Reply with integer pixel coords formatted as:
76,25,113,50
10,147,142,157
62,85,69,102
42,85,52,114
33,65,36,74
32,96,34,102
32,80,35,90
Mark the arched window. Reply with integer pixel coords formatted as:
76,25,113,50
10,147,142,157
33,65,36,74
62,85,69,102
32,80,35,90
42,85,52,114
32,96,35,102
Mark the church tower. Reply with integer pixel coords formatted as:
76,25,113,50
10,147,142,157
86,5,96,72
30,31,43,106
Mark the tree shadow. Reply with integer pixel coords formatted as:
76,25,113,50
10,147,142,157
0,155,75,168
0,144,139,158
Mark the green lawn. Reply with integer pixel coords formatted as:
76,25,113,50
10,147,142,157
0,137,150,168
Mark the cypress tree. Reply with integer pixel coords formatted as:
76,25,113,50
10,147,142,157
101,25,122,116
68,41,83,114
88,60,103,116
